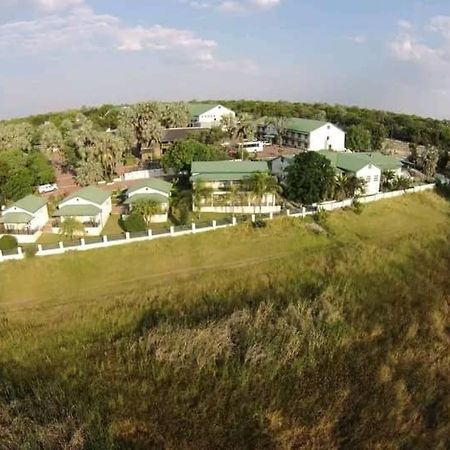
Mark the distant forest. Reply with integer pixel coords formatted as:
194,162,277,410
4,100,450,150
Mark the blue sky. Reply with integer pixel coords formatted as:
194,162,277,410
1,0,450,119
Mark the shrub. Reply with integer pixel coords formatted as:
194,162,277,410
24,246,37,258
352,198,365,215
0,235,18,251
252,219,267,229
123,214,147,232
313,209,329,228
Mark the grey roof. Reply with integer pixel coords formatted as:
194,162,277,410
11,195,47,214
63,186,110,206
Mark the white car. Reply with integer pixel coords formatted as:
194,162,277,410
38,183,58,194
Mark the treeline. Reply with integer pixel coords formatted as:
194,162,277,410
217,100,450,149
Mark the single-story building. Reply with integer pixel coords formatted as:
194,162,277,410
190,160,281,214
123,178,173,223
0,195,49,243
257,118,346,152
190,103,236,128
52,186,112,235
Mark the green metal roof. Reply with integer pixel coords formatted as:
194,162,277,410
127,178,172,195
124,193,169,205
286,118,328,134
318,151,376,173
192,160,268,174
54,204,102,217
64,186,110,206
0,211,33,224
189,103,220,118
191,173,256,182
357,153,402,171
12,194,47,214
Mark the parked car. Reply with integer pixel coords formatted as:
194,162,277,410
38,183,58,194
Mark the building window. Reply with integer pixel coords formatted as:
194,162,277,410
374,175,379,182
366,176,371,183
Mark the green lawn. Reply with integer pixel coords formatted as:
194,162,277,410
0,192,449,448
101,214,125,235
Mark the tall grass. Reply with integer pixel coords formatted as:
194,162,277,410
0,193,449,449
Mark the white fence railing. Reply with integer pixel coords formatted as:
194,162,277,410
0,184,436,263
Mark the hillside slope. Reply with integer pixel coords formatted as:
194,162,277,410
0,192,449,449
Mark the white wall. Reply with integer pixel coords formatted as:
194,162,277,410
309,124,346,151
60,196,112,229
129,187,169,199
29,205,49,230
195,105,235,128
355,165,381,195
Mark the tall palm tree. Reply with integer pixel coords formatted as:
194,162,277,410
192,180,214,219
236,113,255,159
60,218,85,240
246,172,281,216
227,183,241,216
269,116,287,146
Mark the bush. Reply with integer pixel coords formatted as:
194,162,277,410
123,214,147,232
24,246,37,258
313,209,329,228
252,219,267,229
352,198,365,215
0,235,18,251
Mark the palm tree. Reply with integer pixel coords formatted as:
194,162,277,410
392,175,413,191
133,199,162,228
192,180,214,219
227,183,241,216
236,113,255,159
269,116,287,146
246,172,281,216
220,114,237,140
347,176,367,197
60,218,85,240
381,170,396,192
334,173,349,201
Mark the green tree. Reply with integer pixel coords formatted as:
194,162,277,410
381,170,396,192
269,117,287,146
162,139,227,172
75,156,104,186
132,199,163,228
346,125,371,151
422,146,439,178
226,183,241,216
192,180,213,218
161,103,189,128
0,122,34,152
286,152,335,205
38,122,64,157
220,114,237,140
27,152,56,185
245,172,281,215
94,133,126,181
59,218,85,240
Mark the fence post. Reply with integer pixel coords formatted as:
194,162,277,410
80,238,85,247
147,229,153,238
191,222,196,233
286,209,291,217
103,235,108,243
0,250,3,262
269,212,273,220
251,214,256,223
212,220,217,229
170,226,175,236
17,247,23,258
302,207,306,218
232,216,237,226
125,232,130,240
59,241,64,250
37,244,43,253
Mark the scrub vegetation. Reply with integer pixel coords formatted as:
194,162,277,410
0,192,449,449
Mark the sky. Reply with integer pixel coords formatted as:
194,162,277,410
1,0,450,119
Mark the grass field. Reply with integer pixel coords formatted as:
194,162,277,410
0,192,449,449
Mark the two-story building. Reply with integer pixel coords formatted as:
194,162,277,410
257,118,346,151
52,186,112,235
0,195,49,243
190,103,235,128
190,160,281,214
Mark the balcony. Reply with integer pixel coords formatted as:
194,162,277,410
0,226,40,236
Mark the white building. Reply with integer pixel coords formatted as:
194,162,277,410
271,151,400,196
0,195,49,243
123,178,173,223
190,103,236,128
53,186,112,236
257,118,346,151
190,160,281,214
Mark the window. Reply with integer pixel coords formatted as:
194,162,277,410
365,176,371,183
374,175,379,182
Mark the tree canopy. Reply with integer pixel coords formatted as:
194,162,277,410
286,152,336,205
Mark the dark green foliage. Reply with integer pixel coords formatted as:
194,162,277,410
1,168,35,201
252,218,267,228
27,151,56,185
123,214,147,232
286,152,335,204
0,235,18,251
161,139,228,172
347,124,371,151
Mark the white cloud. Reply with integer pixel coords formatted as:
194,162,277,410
184,0,280,13
348,34,366,45
0,5,257,73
